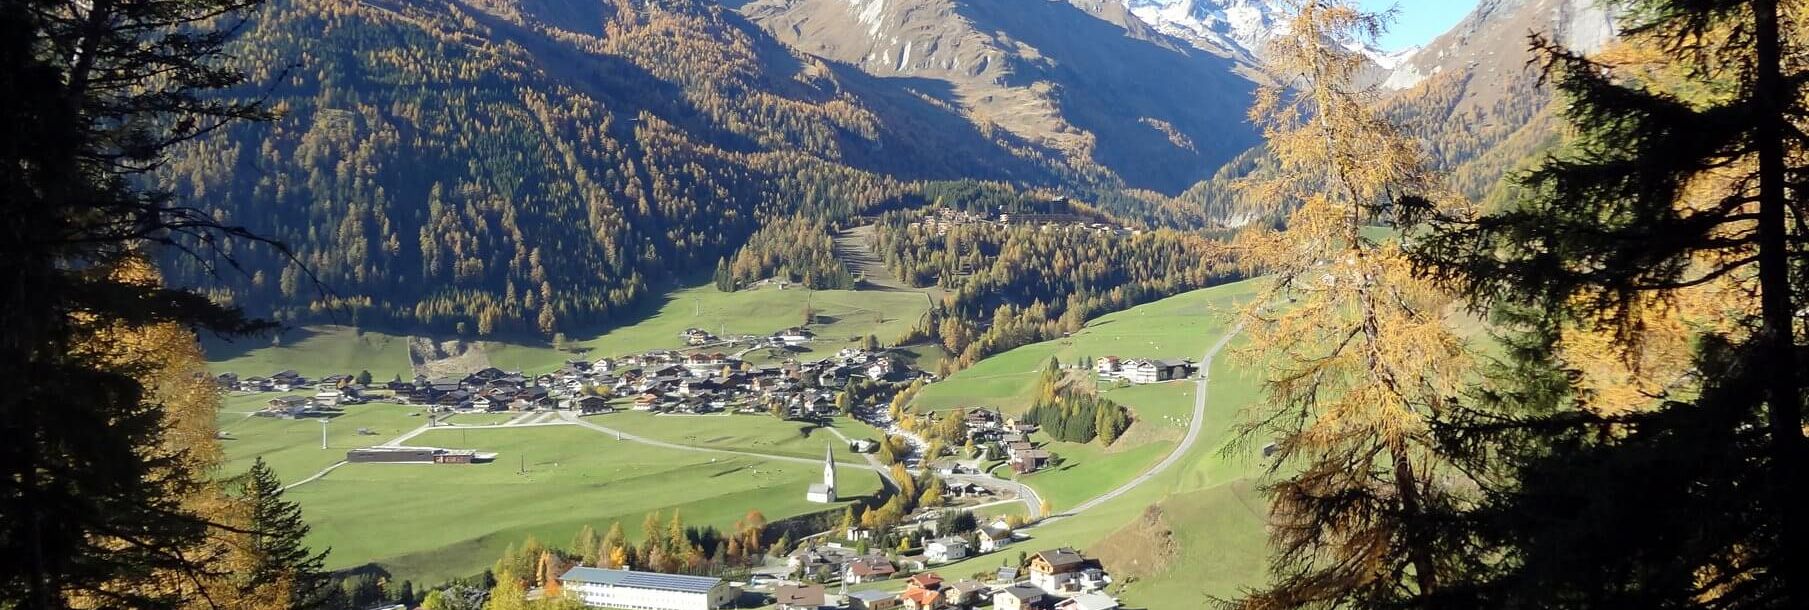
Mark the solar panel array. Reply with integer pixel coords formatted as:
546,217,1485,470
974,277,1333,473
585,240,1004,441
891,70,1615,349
560,566,720,594
615,571,720,594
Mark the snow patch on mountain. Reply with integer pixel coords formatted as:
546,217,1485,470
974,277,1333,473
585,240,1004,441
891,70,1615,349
1126,0,1399,65
1125,0,1281,57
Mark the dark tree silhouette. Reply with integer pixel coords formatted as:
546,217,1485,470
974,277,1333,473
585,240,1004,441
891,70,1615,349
0,0,279,607
1412,1,1809,607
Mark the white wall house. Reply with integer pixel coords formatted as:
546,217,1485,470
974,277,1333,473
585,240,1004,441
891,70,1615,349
926,537,970,563
559,567,732,610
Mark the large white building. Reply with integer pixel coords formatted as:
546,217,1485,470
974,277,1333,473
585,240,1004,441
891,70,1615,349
806,443,837,503
558,567,732,610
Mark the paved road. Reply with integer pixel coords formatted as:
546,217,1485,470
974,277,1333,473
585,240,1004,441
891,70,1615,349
1039,322,1243,523
282,460,348,491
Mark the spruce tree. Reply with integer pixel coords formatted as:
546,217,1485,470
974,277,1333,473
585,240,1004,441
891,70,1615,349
241,457,331,610
1412,1,1809,607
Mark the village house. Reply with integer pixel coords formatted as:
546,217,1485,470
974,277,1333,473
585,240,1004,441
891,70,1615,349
994,585,1047,610
847,590,900,610
1012,449,1052,474
785,544,855,578
1028,548,1111,596
776,327,814,345
1054,593,1121,610
846,555,897,584
978,524,1014,553
1098,357,1195,384
312,389,342,407
944,480,990,499
772,584,829,610
572,395,614,414
925,537,970,563
261,395,313,418
945,579,988,606
900,573,946,610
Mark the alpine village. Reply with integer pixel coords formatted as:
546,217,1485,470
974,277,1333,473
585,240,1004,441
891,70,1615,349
7,1,1809,610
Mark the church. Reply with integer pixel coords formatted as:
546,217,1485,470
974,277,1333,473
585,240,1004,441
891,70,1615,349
806,443,837,503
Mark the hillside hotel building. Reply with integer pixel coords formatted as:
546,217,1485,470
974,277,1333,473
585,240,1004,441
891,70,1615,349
558,567,733,610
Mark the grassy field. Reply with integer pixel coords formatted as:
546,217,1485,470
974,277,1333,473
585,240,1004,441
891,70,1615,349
206,280,1276,603
215,399,430,482
206,325,414,379
911,279,1262,413
280,425,883,584
1017,438,1173,511
597,412,885,464
481,284,935,373
908,280,1259,514
919,348,1272,605
856,281,1274,606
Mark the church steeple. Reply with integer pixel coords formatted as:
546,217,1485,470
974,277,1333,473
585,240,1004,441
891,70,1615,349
807,443,838,503
822,443,838,500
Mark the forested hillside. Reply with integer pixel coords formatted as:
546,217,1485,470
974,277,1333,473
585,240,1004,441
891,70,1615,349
871,206,1243,370
159,0,1072,337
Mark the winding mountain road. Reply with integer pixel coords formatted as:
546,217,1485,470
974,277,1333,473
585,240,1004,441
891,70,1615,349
1038,322,1243,523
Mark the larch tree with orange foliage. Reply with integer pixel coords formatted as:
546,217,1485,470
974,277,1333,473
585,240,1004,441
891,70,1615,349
1227,1,1473,608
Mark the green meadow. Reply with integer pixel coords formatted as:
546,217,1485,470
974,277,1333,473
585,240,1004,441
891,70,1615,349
206,325,414,379
910,279,1260,513
281,426,882,585
916,348,1273,606
596,412,886,464
911,279,1262,413
215,399,430,482
206,279,1277,602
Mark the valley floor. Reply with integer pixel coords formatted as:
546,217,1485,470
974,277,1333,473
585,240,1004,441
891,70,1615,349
206,279,1278,603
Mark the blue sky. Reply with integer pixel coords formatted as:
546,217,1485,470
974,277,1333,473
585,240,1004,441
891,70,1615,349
1359,0,1480,51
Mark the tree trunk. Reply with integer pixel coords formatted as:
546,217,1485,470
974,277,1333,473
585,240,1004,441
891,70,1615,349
1390,444,1439,595
1751,0,1806,600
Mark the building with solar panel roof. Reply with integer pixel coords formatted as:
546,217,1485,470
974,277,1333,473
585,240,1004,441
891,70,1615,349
557,566,733,610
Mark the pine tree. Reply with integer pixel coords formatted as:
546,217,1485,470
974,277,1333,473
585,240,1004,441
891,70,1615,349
241,457,331,609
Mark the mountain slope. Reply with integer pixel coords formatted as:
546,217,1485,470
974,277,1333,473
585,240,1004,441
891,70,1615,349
1180,0,1619,223
739,0,1262,193
1381,0,1616,200
160,0,1058,336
